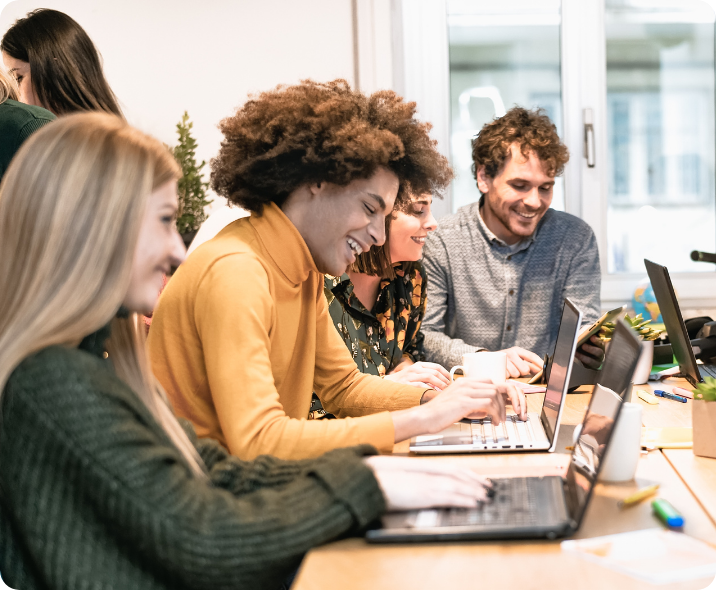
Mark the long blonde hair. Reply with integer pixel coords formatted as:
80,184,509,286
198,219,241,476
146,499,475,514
0,68,19,103
0,113,206,477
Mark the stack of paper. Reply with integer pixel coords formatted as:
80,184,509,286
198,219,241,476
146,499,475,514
562,529,716,585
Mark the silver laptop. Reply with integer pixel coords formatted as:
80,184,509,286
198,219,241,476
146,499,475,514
409,298,582,454
366,320,642,543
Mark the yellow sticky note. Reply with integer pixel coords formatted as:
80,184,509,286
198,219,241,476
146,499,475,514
637,389,659,405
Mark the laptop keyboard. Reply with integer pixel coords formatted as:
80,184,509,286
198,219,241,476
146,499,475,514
470,415,536,448
701,364,716,379
441,477,540,528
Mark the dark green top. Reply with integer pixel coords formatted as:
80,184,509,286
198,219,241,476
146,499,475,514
0,99,55,180
325,262,428,377
0,325,385,590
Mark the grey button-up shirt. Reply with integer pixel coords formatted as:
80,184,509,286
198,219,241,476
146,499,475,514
421,199,601,368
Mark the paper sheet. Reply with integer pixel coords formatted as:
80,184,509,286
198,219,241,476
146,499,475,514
561,528,716,585
642,427,693,449
508,379,546,394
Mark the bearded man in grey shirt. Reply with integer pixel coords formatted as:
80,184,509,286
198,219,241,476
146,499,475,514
422,107,604,377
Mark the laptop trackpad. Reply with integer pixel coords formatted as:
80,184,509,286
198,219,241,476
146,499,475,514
413,422,472,446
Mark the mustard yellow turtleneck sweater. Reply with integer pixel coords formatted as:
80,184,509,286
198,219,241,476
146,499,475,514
148,203,425,460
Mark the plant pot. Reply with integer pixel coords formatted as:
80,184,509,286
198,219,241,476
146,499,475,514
631,340,654,385
693,399,716,459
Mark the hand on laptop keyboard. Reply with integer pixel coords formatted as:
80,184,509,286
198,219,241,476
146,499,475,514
392,380,526,443
364,455,493,510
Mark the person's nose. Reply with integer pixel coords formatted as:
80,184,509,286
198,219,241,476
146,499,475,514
424,210,438,232
170,230,187,267
368,215,387,246
523,187,541,210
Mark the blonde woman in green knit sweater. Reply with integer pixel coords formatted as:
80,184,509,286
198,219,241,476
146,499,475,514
0,114,494,590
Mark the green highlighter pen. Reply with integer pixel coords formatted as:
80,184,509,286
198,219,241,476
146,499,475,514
652,499,684,528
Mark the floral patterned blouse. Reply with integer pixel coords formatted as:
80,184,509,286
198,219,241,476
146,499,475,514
325,262,428,376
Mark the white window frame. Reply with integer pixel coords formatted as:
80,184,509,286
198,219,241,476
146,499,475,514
390,0,716,310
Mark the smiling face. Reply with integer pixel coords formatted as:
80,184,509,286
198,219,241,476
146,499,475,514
477,142,555,245
123,180,186,315
298,167,399,276
389,193,438,263
2,52,41,108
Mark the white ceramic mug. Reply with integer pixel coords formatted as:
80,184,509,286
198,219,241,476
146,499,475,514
449,352,507,385
598,401,643,483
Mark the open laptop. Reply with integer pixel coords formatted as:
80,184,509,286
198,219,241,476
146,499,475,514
366,320,642,543
644,258,716,385
409,298,582,454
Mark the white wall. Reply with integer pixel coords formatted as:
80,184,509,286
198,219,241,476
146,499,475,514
0,0,356,210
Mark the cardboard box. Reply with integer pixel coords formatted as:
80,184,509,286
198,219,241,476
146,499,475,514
693,399,716,459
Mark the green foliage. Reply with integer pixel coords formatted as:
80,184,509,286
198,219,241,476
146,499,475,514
693,376,716,402
172,111,210,235
599,313,663,342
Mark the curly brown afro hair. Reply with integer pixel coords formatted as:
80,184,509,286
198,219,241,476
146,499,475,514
471,106,569,186
211,79,453,214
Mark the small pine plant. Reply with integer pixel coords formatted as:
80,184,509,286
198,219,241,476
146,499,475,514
172,111,211,236
599,313,663,342
694,377,716,402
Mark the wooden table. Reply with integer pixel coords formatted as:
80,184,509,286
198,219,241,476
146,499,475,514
293,378,716,590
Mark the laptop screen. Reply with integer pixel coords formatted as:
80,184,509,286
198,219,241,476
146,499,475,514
644,259,701,387
564,320,641,526
597,306,645,399
540,299,582,443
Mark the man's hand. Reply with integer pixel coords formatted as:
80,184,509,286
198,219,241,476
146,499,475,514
392,379,527,443
499,347,543,378
385,361,451,391
575,335,605,370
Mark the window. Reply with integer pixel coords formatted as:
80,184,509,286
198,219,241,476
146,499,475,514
395,0,716,308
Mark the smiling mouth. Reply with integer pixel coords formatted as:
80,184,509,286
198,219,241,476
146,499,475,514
514,210,538,220
347,237,364,256
410,236,426,245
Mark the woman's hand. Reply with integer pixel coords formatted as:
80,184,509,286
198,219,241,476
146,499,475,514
385,361,451,391
391,379,526,442
363,456,492,510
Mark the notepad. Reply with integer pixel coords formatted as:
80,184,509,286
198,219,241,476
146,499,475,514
562,529,716,585
641,427,693,449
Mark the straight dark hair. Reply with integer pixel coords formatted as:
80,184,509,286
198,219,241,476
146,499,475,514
1,9,123,117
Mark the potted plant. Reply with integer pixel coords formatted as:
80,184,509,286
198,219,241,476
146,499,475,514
600,313,663,384
171,111,211,248
692,377,716,459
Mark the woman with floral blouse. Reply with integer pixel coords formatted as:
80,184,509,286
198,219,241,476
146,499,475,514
313,193,451,418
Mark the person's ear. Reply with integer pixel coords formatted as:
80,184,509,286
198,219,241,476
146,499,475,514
476,166,491,194
308,181,324,197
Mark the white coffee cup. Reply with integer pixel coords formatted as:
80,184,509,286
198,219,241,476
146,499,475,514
598,401,642,483
449,352,507,385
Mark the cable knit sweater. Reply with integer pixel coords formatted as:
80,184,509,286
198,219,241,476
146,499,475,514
0,326,385,590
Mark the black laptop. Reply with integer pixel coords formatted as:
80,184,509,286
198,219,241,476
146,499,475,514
644,258,716,385
366,320,641,543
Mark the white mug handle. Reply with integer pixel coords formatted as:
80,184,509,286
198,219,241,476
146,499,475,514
449,365,465,381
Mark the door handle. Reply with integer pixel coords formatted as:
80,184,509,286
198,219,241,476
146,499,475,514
583,108,595,168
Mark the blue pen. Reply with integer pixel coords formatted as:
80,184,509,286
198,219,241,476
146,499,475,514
654,390,687,403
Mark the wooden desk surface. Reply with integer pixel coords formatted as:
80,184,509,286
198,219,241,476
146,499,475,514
664,449,716,527
294,382,716,590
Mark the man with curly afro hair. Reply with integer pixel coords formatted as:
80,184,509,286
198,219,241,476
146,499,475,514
148,80,526,462
422,106,603,374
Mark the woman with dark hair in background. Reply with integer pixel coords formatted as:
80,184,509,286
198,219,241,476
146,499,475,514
1,8,122,116
0,67,54,180
324,192,448,388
